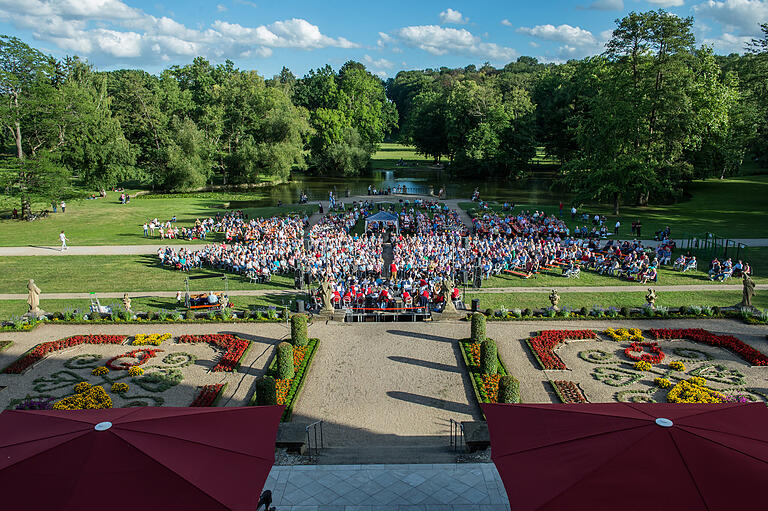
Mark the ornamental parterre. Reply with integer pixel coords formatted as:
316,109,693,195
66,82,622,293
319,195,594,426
649,328,768,366
190,383,226,407
624,341,665,364
177,334,250,372
527,330,597,370
2,335,127,374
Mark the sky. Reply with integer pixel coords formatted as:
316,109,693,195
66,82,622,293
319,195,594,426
0,0,766,78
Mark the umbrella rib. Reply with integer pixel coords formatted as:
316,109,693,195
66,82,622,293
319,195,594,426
666,431,713,511
675,427,768,465
115,407,245,425
521,427,657,510
493,423,650,457
110,427,276,464
0,430,89,474
0,429,88,450
105,430,231,510
678,424,768,446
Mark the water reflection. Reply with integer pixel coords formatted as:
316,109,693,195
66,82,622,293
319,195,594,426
254,167,567,207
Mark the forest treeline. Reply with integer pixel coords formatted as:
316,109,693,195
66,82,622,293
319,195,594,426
1,9,767,215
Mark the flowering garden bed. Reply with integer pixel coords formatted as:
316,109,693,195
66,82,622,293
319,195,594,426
177,334,251,372
551,380,588,403
190,383,228,407
251,338,319,421
458,339,515,410
2,335,128,374
649,329,768,366
526,330,597,370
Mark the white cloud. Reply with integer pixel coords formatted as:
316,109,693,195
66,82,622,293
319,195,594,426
702,31,753,52
394,25,516,60
363,54,394,69
517,24,597,46
439,8,468,24
501,19,513,27
0,0,358,64
646,0,685,5
580,0,624,10
216,4,227,12
693,0,768,36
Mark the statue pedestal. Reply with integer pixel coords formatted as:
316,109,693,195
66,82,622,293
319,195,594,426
23,309,46,320
432,310,465,321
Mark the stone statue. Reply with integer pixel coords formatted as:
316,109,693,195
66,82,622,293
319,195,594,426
741,274,755,308
318,277,334,313
549,289,560,311
645,288,657,309
441,277,457,313
26,279,42,316
122,293,132,312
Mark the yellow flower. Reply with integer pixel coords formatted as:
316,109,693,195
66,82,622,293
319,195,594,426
74,381,92,393
54,384,112,410
669,361,686,372
605,328,646,343
111,382,129,393
655,377,671,388
91,366,109,376
667,378,725,404
127,366,144,376
133,333,171,346
634,360,652,371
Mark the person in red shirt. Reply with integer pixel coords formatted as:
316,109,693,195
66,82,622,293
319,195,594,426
390,263,397,280
420,288,430,307
451,287,461,300
402,289,411,305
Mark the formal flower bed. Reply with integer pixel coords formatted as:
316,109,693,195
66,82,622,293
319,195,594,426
106,348,164,370
2,335,127,374
649,328,768,366
53,382,113,410
667,377,726,403
458,339,514,406
527,330,597,370
624,341,665,364
133,333,172,346
551,380,588,403
252,338,319,421
633,360,652,371
0,341,12,352
604,328,644,342
190,383,228,407
178,334,250,372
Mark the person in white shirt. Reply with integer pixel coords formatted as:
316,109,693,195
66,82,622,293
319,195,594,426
59,231,69,251
614,221,620,236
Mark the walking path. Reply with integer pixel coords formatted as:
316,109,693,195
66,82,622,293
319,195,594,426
0,284,764,301
265,463,509,509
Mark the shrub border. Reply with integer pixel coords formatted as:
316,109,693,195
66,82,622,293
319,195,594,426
458,338,517,418
250,338,319,422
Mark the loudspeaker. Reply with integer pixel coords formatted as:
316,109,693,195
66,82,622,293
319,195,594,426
461,270,469,285
473,269,482,288
294,269,303,290
296,300,305,313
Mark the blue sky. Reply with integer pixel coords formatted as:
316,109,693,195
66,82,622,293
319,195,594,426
0,0,766,78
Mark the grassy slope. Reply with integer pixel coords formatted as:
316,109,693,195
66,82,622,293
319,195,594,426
369,143,432,170
0,191,316,247
463,175,768,239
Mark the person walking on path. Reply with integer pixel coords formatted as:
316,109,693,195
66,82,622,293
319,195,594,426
614,220,621,236
59,231,69,251
60,201,66,213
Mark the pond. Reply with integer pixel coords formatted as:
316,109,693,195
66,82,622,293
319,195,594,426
252,166,569,207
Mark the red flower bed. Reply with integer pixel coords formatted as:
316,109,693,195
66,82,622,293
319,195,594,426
106,348,164,370
190,384,226,407
624,341,665,364
2,335,127,374
178,334,250,372
527,330,597,370
552,380,588,403
649,328,768,366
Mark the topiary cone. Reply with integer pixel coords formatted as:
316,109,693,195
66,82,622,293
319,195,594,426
276,341,295,380
497,375,520,403
471,312,486,342
256,376,277,405
480,338,497,375
291,314,308,346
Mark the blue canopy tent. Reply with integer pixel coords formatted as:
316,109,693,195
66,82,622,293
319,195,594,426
365,211,399,233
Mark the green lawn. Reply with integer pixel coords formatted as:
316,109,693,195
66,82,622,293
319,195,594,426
460,175,768,239
0,293,303,320
369,142,432,170
1,254,763,295
0,255,296,293
467,290,768,311
0,191,317,247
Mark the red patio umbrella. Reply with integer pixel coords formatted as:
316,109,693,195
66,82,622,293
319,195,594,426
483,402,768,511
0,406,284,511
